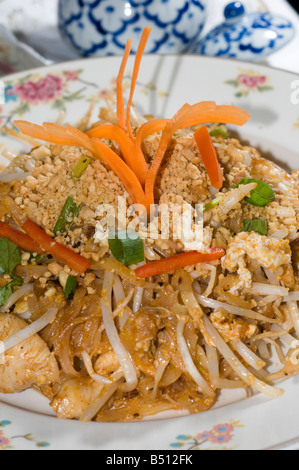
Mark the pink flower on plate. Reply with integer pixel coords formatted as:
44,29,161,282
64,70,79,81
0,430,10,448
13,74,64,104
195,431,214,441
210,433,233,445
237,73,267,89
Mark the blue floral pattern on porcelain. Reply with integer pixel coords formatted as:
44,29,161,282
58,0,207,57
195,2,295,61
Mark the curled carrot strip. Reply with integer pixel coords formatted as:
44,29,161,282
14,121,147,205
117,39,133,132
87,124,148,184
126,27,152,141
135,247,226,278
144,102,251,208
90,138,146,206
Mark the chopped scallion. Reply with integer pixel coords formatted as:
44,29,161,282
64,275,78,300
210,126,228,139
108,230,144,266
203,196,223,212
235,178,275,207
242,218,268,236
53,197,82,236
71,156,91,179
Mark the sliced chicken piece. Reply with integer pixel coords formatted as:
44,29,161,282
0,313,59,393
51,378,102,419
94,350,120,376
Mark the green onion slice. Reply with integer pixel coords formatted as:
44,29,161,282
210,126,228,139
53,197,82,236
64,275,78,300
203,196,223,212
108,230,144,266
235,178,275,207
242,218,268,236
71,156,91,179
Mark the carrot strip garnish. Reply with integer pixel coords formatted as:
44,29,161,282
133,118,169,184
135,102,250,146
22,219,91,274
180,102,251,128
117,39,133,132
14,121,77,146
90,138,147,206
0,222,45,254
135,247,225,278
86,124,148,184
126,27,152,141
135,119,169,149
14,121,147,203
194,125,223,190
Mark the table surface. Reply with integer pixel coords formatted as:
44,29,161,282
0,0,298,73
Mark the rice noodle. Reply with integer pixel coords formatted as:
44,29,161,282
152,361,169,399
92,258,159,288
101,270,138,392
230,341,266,371
177,318,214,397
195,294,279,323
202,314,283,397
201,264,217,297
0,308,58,355
113,274,125,306
257,295,281,306
133,287,144,313
0,283,33,313
205,342,219,387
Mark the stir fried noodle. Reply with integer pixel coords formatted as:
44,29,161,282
0,28,298,422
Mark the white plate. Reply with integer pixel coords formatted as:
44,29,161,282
0,55,298,450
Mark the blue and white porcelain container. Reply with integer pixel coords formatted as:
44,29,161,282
58,0,207,57
195,1,295,61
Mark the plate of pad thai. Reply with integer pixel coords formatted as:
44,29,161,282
0,28,298,450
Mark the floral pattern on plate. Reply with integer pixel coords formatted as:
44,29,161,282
225,70,273,98
0,68,166,136
3,69,90,116
169,420,244,450
0,420,50,450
